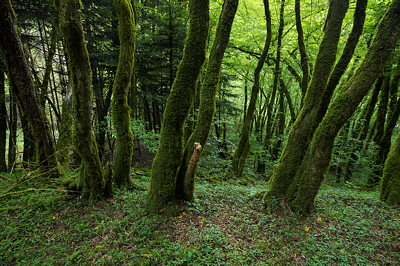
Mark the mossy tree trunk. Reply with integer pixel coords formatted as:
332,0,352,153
56,99,73,169
0,65,6,172
380,130,400,206
0,0,60,177
112,0,136,187
7,85,17,172
374,57,400,179
176,0,239,201
372,71,391,145
20,110,35,168
264,0,349,207
232,0,272,177
148,0,209,212
318,0,367,121
358,77,383,141
370,68,391,182
58,0,105,200
287,0,400,214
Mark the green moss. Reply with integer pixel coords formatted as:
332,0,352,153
264,0,350,210
58,0,104,200
283,0,400,214
56,101,73,170
381,132,400,206
176,0,239,201
0,67,6,172
112,0,136,187
148,0,209,213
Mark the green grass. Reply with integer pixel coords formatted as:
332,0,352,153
0,171,399,265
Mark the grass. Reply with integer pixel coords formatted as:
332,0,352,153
0,170,399,265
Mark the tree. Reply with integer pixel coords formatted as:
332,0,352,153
176,0,239,201
0,0,60,177
112,0,136,187
231,0,272,177
380,130,400,206
149,0,209,212
264,0,349,208
0,60,7,172
286,0,400,214
58,0,106,200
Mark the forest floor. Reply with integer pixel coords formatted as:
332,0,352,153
0,170,399,265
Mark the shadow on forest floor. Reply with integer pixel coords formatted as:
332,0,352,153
0,170,399,264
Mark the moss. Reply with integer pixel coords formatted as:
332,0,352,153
286,0,400,214
380,132,400,206
0,66,6,172
176,0,239,201
56,100,73,169
112,0,135,187
264,0,349,209
148,0,209,213
58,0,105,200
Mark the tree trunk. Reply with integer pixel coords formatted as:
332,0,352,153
358,77,383,141
0,64,7,172
232,0,272,177
0,0,60,177
288,0,400,214
58,0,105,200
112,0,136,187
374,59,400,179
380,130,400,206
372,71,390,145
20,109,35,168
264,0,349,207
149,0,209,212
176,0,239,201
318,0,368,122
56,98,73,169
7,86,17,172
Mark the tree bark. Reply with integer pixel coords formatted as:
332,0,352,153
149,0,209,212
0,63,7,172
7,85,17,172
175,0,238,201
264,0,349,207
58,0,105,200
380,130,400,206
288,0,400,214
112,0,136,187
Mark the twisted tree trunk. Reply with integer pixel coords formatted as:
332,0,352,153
112,0,136,187
176,0,239,201
289,0,400,214
58,0,105,200
149,0,209,212
264,0,349,209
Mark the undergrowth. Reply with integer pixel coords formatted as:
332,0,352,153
0,170,399,264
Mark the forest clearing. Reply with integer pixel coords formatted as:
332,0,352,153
0,0,400,264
